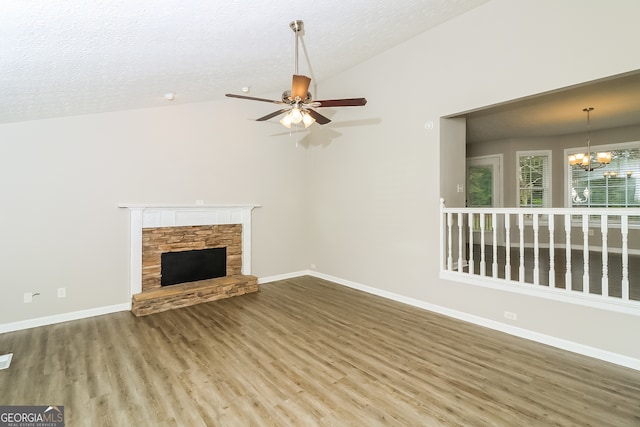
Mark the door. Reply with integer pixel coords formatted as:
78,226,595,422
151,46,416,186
466,155,502,208
466,155,503,244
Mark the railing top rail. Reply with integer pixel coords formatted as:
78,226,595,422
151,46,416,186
440,206,639,216
439,199,639,216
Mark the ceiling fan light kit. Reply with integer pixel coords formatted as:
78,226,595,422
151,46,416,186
225,20,367,129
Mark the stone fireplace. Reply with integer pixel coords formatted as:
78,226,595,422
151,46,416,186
119,204,259,316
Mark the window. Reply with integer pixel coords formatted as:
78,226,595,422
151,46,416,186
567,142,640,208
517,151,551,208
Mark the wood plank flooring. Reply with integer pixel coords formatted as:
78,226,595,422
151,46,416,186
1,276,639,426
469,245,640,300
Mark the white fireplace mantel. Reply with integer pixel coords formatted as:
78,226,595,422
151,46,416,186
118,203,260,297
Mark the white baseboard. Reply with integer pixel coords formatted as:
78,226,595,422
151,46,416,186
258,271,310,284
0,303,131,334
3,271,638,372
0,271,308,334
302,270,640,372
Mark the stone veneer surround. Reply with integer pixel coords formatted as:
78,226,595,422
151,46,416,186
119,204,259,297
142,224,242,292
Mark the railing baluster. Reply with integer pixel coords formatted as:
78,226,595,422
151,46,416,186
621,215,629,301
447,212,453,271
480,213,486,276
505,214,511,281
492,212,498,278
518,213,525,283
582,214,589,294
533,213,540,285
468,213,474,275
439,205,633,309
457,213,464,273
601,215,609,297
548,214,555,288
565,214,572,291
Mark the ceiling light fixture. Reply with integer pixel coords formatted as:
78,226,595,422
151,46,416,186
568,107,612,171
225,20,367,128
277,21,316,129
570,107,613,204
279,104,315,129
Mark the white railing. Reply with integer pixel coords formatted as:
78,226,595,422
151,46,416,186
440,199,640,314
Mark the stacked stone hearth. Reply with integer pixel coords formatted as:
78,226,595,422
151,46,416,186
131,224,258,316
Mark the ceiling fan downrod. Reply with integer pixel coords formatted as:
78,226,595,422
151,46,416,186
289,20,303,75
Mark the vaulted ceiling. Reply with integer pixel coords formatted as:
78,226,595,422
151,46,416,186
4,1,638,141
2,0,487,125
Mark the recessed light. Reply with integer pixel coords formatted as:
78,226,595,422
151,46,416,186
241,87,250,93
164,92,175,101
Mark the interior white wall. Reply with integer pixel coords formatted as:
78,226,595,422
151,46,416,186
2,0,639,363
307,0,640,359
0,99,310,324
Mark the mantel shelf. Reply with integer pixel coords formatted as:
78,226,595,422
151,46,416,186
118,203,261,209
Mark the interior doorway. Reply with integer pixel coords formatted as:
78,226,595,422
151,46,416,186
466,154,504,245
466,154,503,208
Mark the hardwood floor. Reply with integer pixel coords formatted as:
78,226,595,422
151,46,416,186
469,245,640,300
1,276,639,426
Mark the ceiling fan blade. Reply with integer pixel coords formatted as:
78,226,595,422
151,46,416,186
312,98,368,107
291,75,311,100
256,109,291,121
226,94,284,104
306,108,331,125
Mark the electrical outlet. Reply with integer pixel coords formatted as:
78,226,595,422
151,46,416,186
588,229,594,236
24,293,32,303
310,264,316,269
57,288,66,298
504,311,517,321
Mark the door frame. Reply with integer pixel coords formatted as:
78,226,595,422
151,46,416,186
466,154,503,208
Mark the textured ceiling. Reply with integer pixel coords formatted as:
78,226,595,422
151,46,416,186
1,0,488,124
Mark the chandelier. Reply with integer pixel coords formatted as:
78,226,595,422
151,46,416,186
568,107,612,171
570,107,612,204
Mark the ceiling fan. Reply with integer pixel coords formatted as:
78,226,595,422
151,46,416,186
225,20,367,128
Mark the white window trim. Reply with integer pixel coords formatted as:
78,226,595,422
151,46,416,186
564,140,640,208
516,150,552,209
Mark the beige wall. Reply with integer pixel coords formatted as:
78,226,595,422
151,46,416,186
0,100,310,324
307,0,640,359
2,0,640,361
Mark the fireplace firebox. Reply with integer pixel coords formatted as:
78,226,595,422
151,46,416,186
161,247,227,286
